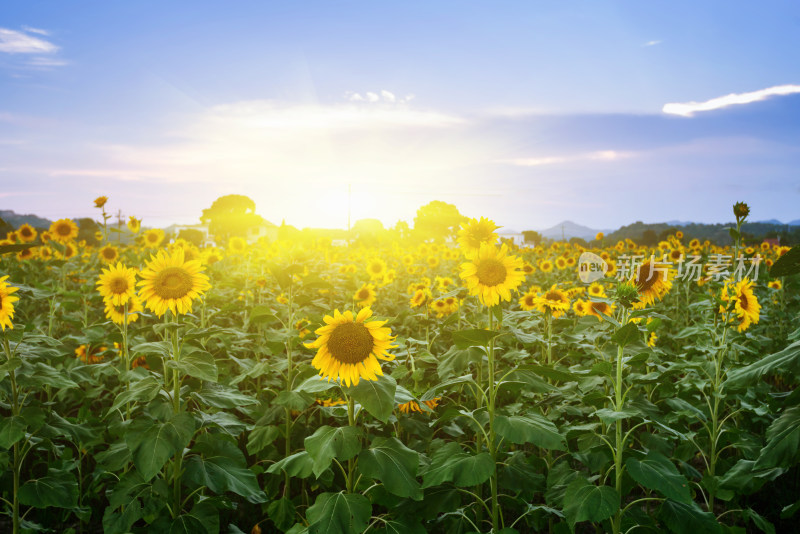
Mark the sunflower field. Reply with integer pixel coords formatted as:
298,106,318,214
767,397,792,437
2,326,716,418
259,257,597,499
1,200,799,534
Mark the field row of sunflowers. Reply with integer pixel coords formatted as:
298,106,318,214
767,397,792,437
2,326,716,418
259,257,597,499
0,199,798,533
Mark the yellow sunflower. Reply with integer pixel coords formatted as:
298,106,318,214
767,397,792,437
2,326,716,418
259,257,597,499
534,285,571,318
104,295,143,324
724,278,761,332
519,291,538,311
142,228,165,248
585,300,616,322
93,196,108,208
573,299,588,316
97,262,138,306
366,257,387,280
17,223,37,243
50,218,79,243
457,217,499,256
0,276,20,331
398,397,441,414
228,236,247,254
305,307,396,387
17,248,35,261
354,283,377,308
539,260,554,273
460,243,525,307
137,249,211,317
127,216,141,234
587,282,606,298
409,288,431,308
98,244,119,264
632,260,672,307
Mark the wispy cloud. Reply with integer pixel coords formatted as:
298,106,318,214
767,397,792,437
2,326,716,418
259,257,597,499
345,89,415,104
21,26,50,36
0,27,58,54
502,150,634,167
663,84,800,117
643,40,662,47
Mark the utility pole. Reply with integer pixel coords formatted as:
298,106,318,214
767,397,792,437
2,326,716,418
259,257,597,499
116,209,125,244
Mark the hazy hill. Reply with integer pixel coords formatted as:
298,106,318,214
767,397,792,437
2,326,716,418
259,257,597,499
538,220,611,241
0,210,52,229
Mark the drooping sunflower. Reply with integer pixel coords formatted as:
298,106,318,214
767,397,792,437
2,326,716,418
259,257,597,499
305,307,396,387
457,217,499,256
398,397,441,414
127,216,141,234
17,223,37,243
354,283,377,308
0,276,20,331
97,262,138,306
50,218,79,243
104,294,143,324
534,285,571,318
632,260,672,307
137,248,211,317
142,228,165,248
93,196,108,208
460,243,525,307
98,245,119,264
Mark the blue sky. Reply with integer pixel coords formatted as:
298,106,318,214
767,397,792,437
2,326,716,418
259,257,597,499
1,1,799,231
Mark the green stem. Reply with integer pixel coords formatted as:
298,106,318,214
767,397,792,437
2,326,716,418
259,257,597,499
4,336,20,534
347,396,356,494
171,318,182,519
284,280,295,494
612,309,629,534
487,307,499,532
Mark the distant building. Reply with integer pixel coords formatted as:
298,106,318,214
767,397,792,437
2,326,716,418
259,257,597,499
247,220,278,243
763,238,781,247
497,229,525,246
164,223,213,246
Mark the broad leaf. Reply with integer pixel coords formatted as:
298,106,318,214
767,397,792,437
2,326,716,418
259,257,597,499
125,412,195,481
184,435,267,502
307,491,371,534
359,437,422,499
178,351,219,382
659,499,721,534
626,451,691,503
19,469,79,508
494,414,565,450
304,425,362,478
422,442,494,488
344,374,396,422
452,328,502,349
563,479,620,527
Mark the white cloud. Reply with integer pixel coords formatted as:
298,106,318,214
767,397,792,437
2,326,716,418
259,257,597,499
26,56,69,67
663,84,800,117
365,91,380,102
503,150,633,167
0,27,58,54
643,40,662,47
345,90,414,104
381,90,396,103
21,26,50,36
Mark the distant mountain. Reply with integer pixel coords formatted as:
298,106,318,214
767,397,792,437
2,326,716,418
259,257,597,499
538,220,610,241
664,220,693,226
0,209,52,229
788,220,800,226
756,219,784,225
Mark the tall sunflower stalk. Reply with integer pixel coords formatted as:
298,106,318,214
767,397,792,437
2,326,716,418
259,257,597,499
2,333,24,534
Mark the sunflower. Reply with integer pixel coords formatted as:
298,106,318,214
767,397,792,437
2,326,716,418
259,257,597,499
522,262,536,275
17,248,35,261
93,196,108,208
555,257,568,270
75,344,106,364
460,243,525,307
97,262,138,306
726,278,760,332
354,283,377,308
587,282,606,298
137,248,211,317
98,245,119,264
647,332,657,347
632,260,672,307
539,260,554,273
17,223,37,243
398,397,441,414
457,217,499,256
409,288,431,308
127,216,141,234
366,258,387,280
768,280,782,290
534,285,571,318
435,276,455,291
519,291,538,311
38,246,54,261
50,218,79,243
573,299,588,316
228,236,247,254
305,307,396,387
104,295,143,324
0,276,20,331
142,229,165,248
61,242,78,260
585,300,616,322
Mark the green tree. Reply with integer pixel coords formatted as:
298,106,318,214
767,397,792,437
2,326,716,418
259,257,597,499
412,201,466,241
200,194,264,242
352,219,387,247
522,230,542,245
178,229,205,246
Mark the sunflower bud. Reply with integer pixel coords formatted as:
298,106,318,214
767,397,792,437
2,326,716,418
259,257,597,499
615,281,640,309
733,201,750,221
